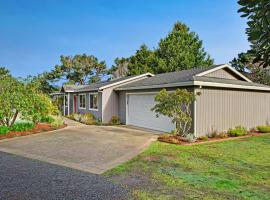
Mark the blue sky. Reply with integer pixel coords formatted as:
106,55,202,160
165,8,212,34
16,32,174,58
0,0,250,78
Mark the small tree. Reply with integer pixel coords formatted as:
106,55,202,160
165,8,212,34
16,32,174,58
151,89,197,136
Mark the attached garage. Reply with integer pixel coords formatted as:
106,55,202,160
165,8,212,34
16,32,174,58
126,93,175,132
116,64,270,137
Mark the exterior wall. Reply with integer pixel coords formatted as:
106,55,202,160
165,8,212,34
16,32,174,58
118,87,195,132
195,87,270,137
101,76,151,123
67,92,102,120
102,88,119,123
205,68,241,80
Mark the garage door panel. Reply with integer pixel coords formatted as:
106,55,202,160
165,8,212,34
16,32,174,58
127,94,175,132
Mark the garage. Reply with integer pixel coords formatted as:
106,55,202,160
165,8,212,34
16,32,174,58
126,93,175,132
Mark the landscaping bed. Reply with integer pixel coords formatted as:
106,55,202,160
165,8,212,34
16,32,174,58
158,131,268,145
0,123,66,140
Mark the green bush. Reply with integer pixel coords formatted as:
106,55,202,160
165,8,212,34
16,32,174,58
199,136,209,141
110,116,121,125
81,113,96,125
10,122,35,132
50,116,64,128
73,113,82,122
40,115,55,124
227,126,248,137
256,125,270,133
0,126,10,135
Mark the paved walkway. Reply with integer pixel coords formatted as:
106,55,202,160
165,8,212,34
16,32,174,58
0,119,157,174
0,151,129,200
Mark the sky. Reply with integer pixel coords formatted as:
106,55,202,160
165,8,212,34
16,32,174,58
0,0,250,78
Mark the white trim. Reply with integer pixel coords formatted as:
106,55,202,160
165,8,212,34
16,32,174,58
99,73,154,90
78,94,86,109
63,95,66,115
194,81,270,91
193,89,197,138
196,64,252,83
89,92,99,111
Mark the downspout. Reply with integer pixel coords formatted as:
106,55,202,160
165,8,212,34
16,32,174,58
63,94,66,115
68,93,70,116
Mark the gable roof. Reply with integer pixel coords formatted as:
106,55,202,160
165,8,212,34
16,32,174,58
115,64,270,91
61,73,153,93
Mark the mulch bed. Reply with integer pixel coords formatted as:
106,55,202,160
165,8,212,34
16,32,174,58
0,123,67,140
158,132,269,146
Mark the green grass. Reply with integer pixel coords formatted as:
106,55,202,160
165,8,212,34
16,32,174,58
104,135,270,200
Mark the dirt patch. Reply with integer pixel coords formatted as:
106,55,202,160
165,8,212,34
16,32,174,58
0,123,66,140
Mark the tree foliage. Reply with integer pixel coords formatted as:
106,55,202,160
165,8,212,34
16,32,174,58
230,51,270,85
0,67,10,79
109,22,213,77
108,57,129,79
151,89,197,137
238,0,270,67
0,76,58,127
156,22,213,73
48,54,106,85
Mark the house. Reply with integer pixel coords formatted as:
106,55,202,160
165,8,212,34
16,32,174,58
59,64,270,137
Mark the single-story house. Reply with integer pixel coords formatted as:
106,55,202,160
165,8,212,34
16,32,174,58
59,64,270,137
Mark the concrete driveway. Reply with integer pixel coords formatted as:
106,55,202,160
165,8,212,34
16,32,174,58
0,121,157,174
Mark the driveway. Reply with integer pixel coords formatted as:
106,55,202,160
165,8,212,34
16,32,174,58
0,152,129,200
0,120,157,174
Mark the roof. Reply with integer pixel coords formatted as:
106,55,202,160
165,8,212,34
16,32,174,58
115,64,270,91
61,73,153,92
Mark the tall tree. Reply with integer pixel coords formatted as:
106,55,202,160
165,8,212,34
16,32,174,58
127,44,163,75
156,22,213,72
238,0,270,67
49,54,106,85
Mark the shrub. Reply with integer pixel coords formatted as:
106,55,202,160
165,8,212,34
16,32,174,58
67,114,75,120
170,129,177,135
95,119,102,126
110,116,121,125
10,122,35,132
227,126,247,137
198,136,209,141
81,113,96,125
256,125,270,133
50,116,64,128
40,115,55,124
0,126,10,135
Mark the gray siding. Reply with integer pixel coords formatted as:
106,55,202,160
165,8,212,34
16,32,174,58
205,68,240,80
102,88,119,123
195,87,270,137
67,92,102,120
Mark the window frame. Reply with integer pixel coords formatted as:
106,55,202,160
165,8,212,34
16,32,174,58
89,93,99,111
78,94,86,109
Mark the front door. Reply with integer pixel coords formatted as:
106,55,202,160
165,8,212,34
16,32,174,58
73,96,77,113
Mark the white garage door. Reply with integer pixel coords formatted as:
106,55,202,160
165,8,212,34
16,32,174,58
127,93,175,132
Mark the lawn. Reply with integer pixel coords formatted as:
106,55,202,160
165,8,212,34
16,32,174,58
104,134,270,200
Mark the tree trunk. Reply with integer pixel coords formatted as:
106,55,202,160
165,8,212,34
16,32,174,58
10,110,19,127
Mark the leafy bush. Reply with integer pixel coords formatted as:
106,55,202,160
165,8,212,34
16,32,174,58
110,116,121,125
81,113,96,125
170,129,177,135
10,122,35,132
50,116,64,128
256,125,270,133
227,126,248,137
0,126,10,135
40,115,55,124
198,136,209,141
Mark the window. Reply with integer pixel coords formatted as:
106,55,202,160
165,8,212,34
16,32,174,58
79,94,86,109
64,95,68,107
89,93,98,110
